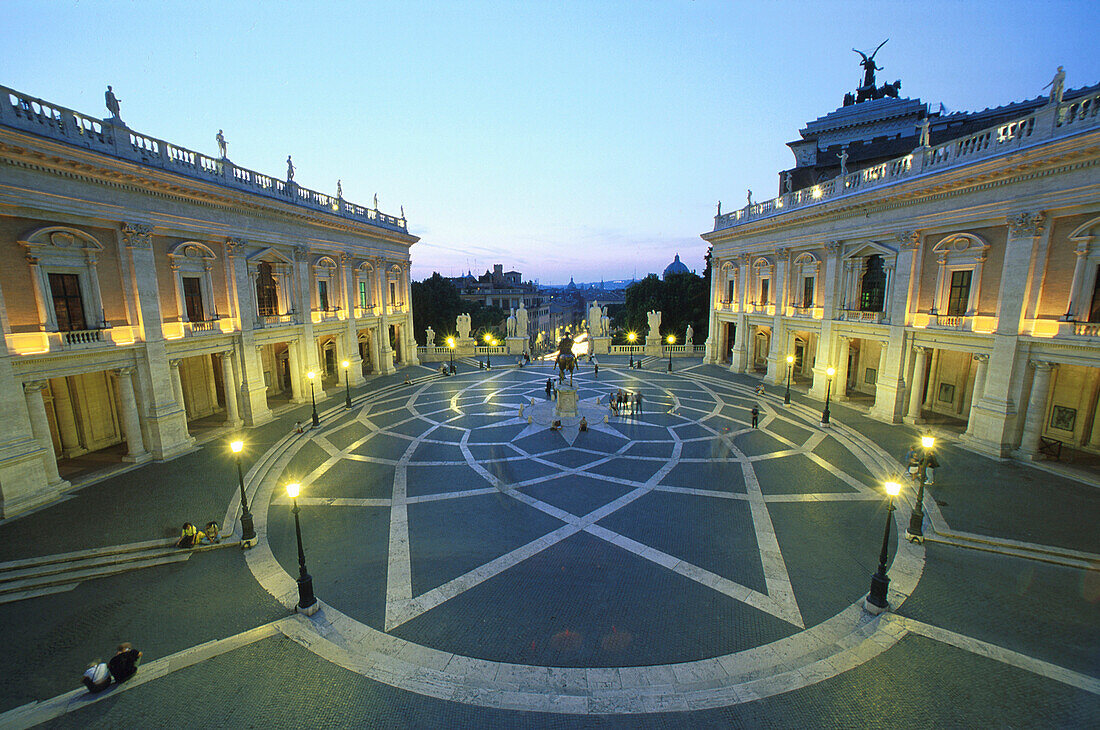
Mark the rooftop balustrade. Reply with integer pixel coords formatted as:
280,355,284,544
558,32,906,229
713,91,1100,232
0,84,409,234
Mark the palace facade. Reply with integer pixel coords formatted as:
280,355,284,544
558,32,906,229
703,74,1100,464
0,84,418,517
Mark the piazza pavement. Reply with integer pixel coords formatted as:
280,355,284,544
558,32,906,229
0,357,1096,729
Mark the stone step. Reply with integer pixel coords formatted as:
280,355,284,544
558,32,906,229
0,538,176,574
925,532,1099,571
0,544,186,584
0,552,193,596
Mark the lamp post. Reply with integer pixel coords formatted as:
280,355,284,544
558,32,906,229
341,360,351,408
230,439,256,545
286,482,318,615
628,331,637,368
447,336,455,373
666,334,675,372
306,370,319,428
784,354,794,405
865,480,902,614
821,366,836,425
907,435,936,542
483,332,493,369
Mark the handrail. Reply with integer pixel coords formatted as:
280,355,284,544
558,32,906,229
0,84,409,234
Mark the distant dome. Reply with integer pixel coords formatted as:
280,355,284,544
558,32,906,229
663,253,690,279
566,277,577,290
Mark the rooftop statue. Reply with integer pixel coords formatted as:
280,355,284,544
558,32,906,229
104,85,122,121
844,41,902,106
337,179,343,199
1043,66,1066,106
853,40,888,90
286,155,295,181
216,129,227,159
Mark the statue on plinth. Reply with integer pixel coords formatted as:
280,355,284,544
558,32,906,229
337,179,343,200
1043,65,1066,106
717,200,722,216
853,40,888,91
456,313,471,340
555,331,576,384
425,326,436,346
104,86,122,121
917,117,931,147
588,301,604,337
783,173,792,194
373,193,379,209
601,307,610,337
216,129,227,158
838,149,848,179
746,189,753,207
286,155,295,181
646,310,661,339
685,324,694,347
516,302,528,338
506,309,517,337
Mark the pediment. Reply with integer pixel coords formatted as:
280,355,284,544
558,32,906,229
19,225,103,252
246,246,294,264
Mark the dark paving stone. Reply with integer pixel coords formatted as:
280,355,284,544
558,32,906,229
393,530,795,667
324,421,370,451
732,429,789,458
409,440,464,462
572,429,629,452
405,492,565,596
721,404,754,424
350,432,416,461
513,429,576,454
606,422,670,441
626,441,674,458
406,464,486,497
283,440,330,481
599,491,767,594
586,456,665,484
897,541,1100,676
660,461,747,493
485,457,562,486
466,424,528,444
520,476,634,518
269,504,390,629
813,435,875,481
538,450,608,469
768,499,895,628
765,418,815,447
671,422,714,440
465,443,522,462
363,408,414,430
305,459,394,500
678,438,732,459
753,454,861,495
385,417,435,439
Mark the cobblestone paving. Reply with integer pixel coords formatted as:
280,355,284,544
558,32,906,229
2,360,1097,726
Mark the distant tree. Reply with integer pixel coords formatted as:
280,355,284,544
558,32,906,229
611,270,708,344
411,273,463,344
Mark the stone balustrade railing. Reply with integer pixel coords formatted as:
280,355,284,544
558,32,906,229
609,345,643,354
1072,323,1100,337
0,85,408,234
714,92,1100,232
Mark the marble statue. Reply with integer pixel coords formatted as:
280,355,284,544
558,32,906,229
647,310,661,337
216,129,227,158
516,301,528,336
588,301,604,337
918,118,931,147
506,309,517,337
1044,66,1066,105
425,326,436,346
400,205,405,219
601,307,610,337
746,189,753,207
105,86,121,120
456,313,471,340
373,193,379,209
685,324,694,347
838,149,848,178
784,172,792,194
337,179,343,199
286,155,295,181
716,200,722,216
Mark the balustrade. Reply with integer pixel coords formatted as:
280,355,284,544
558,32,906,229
62,328,104,347
1073,322,1100,337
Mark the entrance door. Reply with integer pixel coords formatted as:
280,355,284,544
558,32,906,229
725,323,736,362
324,347,336,377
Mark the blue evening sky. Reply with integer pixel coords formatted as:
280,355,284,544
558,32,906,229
2,1,1097,283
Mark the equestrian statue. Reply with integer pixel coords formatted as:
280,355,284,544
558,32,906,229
555,331,576,385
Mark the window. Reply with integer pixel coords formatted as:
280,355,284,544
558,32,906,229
859,255,886,311
946,270,972,316
318,280,329,311
182,276,204,321
727,280,735,303
390,282,397,306
359,281,369,308
803,276,814,307
256,261,279,316
760,279,770,305
1088,266,1100,323
49,273,86,331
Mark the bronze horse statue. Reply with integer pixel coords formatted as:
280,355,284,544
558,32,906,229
555,332,576,385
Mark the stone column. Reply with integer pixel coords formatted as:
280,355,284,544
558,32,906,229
905,346,930,423
1064,239,1091,319
1019,361,1056,458
221,351,241,426
113,368,150,462
24,255,51,330
341,255,365,385
288,341,304,402
169,359,188,422
835,337,850,401
704,259,721,364
23,381,64,486
49,378,82,457
964,354,990,436
996,212,1045,335
369,328,382,375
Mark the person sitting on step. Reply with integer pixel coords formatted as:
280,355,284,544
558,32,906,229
107,643,143,684
203,521,221,544
82,660,111,693
175,522,205,549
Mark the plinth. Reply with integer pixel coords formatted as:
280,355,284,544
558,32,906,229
555,386,578,418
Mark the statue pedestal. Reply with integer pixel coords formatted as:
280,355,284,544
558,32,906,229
505,336,527,355
456,338,476,356
555,386,578,418
591,337,611,356
645,337,662,357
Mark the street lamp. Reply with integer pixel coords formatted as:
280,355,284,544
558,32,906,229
666,334,675,372
483,332,493,369
230,439,256,545
907,435,936,542
784,354,794,405
865,480,902,614
628,331,637,367
285,482,318,615
341,360,351,409
306,370,319,428
821,366,836,425
446,336,455,373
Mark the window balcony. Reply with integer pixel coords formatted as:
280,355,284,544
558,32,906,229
254,312,298,329
839,309,887,324
790,305,824,320
353,305,376,319
6,325,137,355
311,307,342,323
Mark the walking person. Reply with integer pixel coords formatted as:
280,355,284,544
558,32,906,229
751,405,759,428
635,391,642,414
545,378,553,399
593,361,599,378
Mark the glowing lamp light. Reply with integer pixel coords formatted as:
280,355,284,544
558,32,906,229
786,355,794,365
666,334,675,345
885,481,901,497
341,360,349,369
483,333,492,344
921,435,936,449
307,370,316,380
230,440,244,454
286,482,301,499
447,337,455,348
826,366,836,377
627,332,637,343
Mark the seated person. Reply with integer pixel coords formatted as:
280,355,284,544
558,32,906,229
82,661,111,693
107,643,142,683
579,417,588,432
175,522,205,549
204,521,220,544
550,420,562,431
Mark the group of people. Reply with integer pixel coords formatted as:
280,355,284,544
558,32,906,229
904,444,940,485
610,389,641,416
439,362,458,376
175,521,220,548
82,643,142,693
